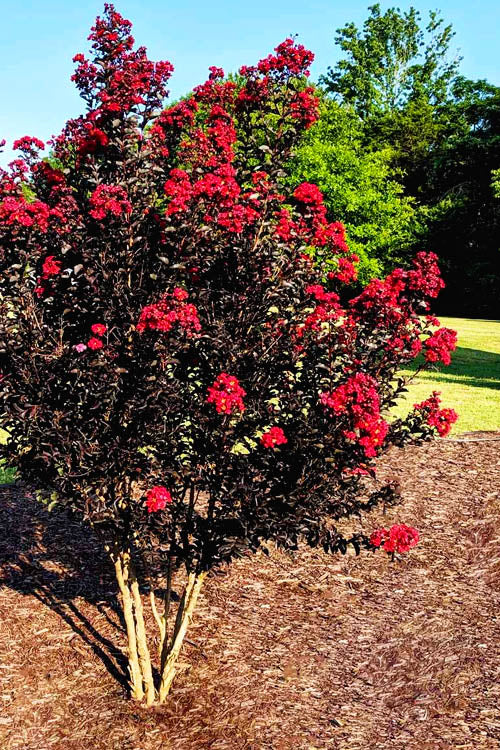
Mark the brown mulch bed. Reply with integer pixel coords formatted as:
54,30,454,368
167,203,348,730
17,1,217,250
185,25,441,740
1,433,500,750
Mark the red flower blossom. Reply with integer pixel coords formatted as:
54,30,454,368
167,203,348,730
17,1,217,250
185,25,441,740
89,184,132,220
261,426,287,449
407,252,445,299
207,373,246,414
13,135,45,153
42,256,62,277
0,196,51,232
293,182,323,206
91,323,107,336
172,287,188,302
320,373,388,457
290,87,320,129
145,485,172,513
424,327,457,366
370,524,419,555
137,290,201,335
87,337,104,350
163,169,193,215
256,38,314,78
78,127,109,158
414,391,458,437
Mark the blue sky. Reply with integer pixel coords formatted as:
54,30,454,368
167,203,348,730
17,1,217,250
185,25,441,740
1,0,499,166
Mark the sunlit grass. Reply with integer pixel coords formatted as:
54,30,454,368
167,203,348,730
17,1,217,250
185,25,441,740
392,317,500,434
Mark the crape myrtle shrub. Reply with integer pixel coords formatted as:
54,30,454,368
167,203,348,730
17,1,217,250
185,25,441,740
0,6,457,704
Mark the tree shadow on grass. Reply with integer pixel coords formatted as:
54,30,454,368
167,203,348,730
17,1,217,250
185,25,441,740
0,484,130,691
407,347,500,390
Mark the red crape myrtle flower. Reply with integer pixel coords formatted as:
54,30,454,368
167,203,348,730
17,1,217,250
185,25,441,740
320,373,388,458
13,135,45,152
137,289,201,335
145,485,172,513
424,327,458,366
261,426,287,449
0,196,51,232
172,287,188,302
207,373,246,414
293,182,323,205
370,524,419,555
42,256,62,277
87,337,104,350
89,184,132,220
12,136,45,162
34,255,63,297
414,391,458,437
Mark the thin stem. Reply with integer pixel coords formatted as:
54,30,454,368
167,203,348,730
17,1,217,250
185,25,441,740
182,482,197,569
158,571,207,703
150,590,165,648
160,573,195,674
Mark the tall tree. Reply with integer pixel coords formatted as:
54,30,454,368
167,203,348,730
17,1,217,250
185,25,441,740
321,3,460,119
321,3,461,184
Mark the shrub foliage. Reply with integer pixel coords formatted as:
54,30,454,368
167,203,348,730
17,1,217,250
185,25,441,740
0,5,457,704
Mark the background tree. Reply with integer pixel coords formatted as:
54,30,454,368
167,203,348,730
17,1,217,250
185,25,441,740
288,95,421,282
417,78,500,315
320,4,499,316
0,5,456,707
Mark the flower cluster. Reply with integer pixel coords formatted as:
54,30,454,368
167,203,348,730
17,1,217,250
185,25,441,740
89,184,132,220
88,323,107,351
137,288,201,335
296,284,343,341
71,6,173,117
42,256,62,276
424,327,458,366
145,485,172,513
370,524,420,554
207,373,246,414
414,391,458,437
12,136,45,162
261,426,287,449
293,183,323,205
407,252,445,299
255,38,315,78
34,255,63,297
291,182,356,279
0,196,51,233
320,373,388,457
351,252,446,325
149,99,198,154
290,87,320,129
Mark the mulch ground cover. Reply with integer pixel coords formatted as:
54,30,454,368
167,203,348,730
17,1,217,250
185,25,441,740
1,433,500,750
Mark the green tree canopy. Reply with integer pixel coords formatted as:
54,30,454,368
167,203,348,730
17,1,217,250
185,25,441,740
321,3,460,119
289,96,421,282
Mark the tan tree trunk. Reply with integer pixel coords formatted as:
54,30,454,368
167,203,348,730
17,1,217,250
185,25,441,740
113,553,144,701
129,561,156,706
113,549,206,705
158,571,207,703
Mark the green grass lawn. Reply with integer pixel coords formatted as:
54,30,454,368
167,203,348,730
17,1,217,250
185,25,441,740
392,317,500,434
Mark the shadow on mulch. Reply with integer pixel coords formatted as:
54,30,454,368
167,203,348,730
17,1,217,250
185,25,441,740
0,489,129,691
1,434,500,750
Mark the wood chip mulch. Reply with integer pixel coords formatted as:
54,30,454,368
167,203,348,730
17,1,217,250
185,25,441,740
1,432,500,750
